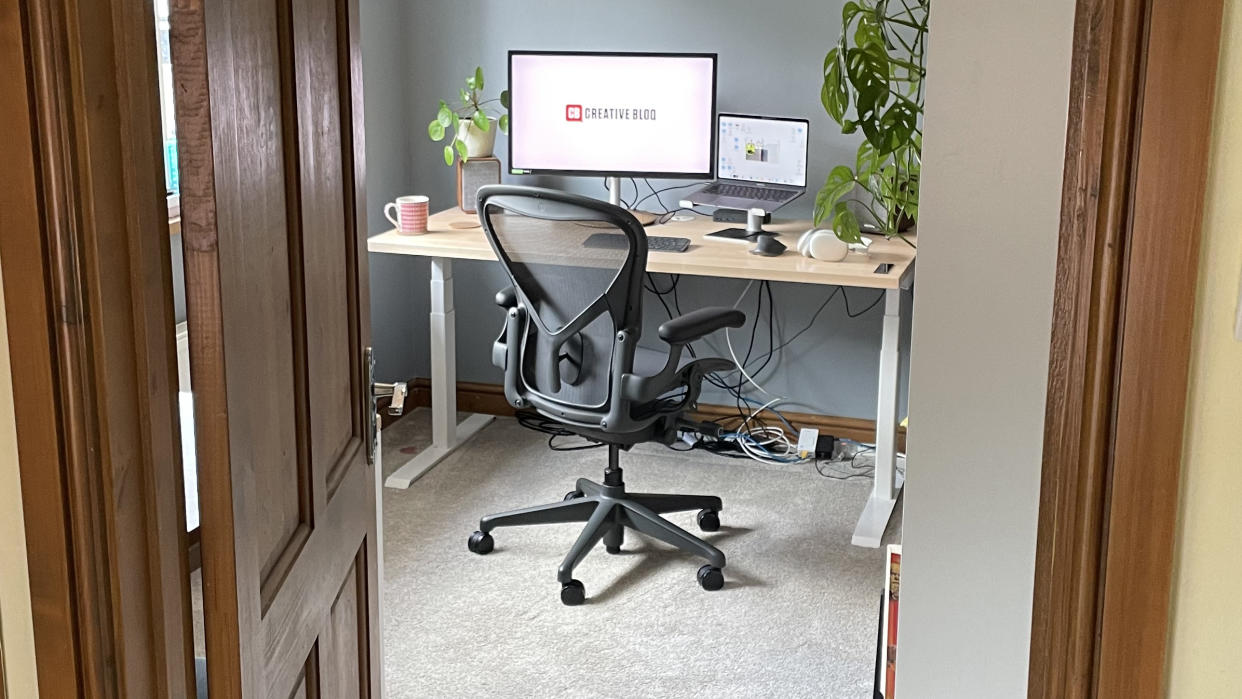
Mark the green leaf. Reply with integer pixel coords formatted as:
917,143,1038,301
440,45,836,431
498,114,509,133
842,1,864,25
855,140,882,177
451,111,460,131
854,13,884,49
443,144,455,166
454,138,468,162
500,89,509,109
428,120,445,141
472,110,490,132
459,88,470,104
824,165,857,206
814,165,857,224
832,202,863,244
847,45,891,121
841,119,858,134
437,102,454,127
873,98,918,155
821,48,849,124
474,66,484,91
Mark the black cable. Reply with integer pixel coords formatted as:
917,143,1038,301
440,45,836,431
842,288,886,318
634,179,709,212
602,177,636,209
515,411,605,451
654,207,713,224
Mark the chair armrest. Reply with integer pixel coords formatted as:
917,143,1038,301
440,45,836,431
495,286,518,309
657,307,746,344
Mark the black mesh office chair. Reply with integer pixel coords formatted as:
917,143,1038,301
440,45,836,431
466,185,747,605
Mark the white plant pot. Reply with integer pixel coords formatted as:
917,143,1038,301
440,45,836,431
460,117,497,158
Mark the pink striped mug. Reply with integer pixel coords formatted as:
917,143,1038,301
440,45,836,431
384,195,429,234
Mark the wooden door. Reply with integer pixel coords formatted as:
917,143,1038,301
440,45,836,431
170,0,378,695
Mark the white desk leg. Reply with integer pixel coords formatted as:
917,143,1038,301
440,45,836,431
384,257,494,489
852,287,905,547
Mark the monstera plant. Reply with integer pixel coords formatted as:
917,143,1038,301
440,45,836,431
816,0,928,244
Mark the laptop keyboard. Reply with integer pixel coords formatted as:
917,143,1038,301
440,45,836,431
703,183,791,202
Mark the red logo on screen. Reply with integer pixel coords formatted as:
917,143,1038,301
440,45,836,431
565,104,583,121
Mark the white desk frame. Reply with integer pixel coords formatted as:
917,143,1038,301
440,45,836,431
851,277,911,547
382,258,494,489
370,212,912,548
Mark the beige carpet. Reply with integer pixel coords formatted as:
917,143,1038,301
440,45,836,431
380,410,900,699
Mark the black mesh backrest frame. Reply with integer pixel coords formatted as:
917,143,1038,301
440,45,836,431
478,185,647,415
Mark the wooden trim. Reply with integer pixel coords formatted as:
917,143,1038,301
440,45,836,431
1030,0,1226,695
393,378,906,450
1,0,194,696
1095,0,1224,693
167,0,249,692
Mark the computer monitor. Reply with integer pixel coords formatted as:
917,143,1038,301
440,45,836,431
716,114,810,188
507,51,717,180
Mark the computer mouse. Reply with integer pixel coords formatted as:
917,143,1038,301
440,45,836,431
749,234,787,257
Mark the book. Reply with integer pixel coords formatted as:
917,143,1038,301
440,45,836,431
879,544,902,698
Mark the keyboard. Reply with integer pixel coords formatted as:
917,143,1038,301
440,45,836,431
702,183,792,202
583,233,690,253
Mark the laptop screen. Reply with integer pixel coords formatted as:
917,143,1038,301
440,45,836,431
716,114,809,187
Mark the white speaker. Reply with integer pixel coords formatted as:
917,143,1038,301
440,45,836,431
796,228,849,262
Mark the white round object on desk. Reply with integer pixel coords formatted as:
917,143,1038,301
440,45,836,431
796,228,849,262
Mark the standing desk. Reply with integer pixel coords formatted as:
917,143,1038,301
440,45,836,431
368,207,916,548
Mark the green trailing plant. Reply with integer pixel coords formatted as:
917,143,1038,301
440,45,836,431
816,0,928,244
427,67,509,166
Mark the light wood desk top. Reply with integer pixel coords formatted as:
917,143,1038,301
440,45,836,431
368,207,916,289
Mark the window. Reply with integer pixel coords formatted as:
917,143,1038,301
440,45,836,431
154,0,178,203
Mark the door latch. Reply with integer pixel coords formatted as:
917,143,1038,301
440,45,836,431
366,347,409,465
373,380,407,416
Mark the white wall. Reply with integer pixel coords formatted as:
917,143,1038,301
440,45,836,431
362,0,915,422
0,263,39,697
895,1,1076,696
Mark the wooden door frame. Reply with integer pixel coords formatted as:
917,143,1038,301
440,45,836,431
1029,0,1226,696
0,0,194,696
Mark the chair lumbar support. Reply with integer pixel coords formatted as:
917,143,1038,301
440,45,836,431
468,445,726,605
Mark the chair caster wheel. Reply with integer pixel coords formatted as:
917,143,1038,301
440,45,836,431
606,545,622,555
697,509,720,532
563,490,583,501
697,565,724,591
467,531,493,555
560,579,585,606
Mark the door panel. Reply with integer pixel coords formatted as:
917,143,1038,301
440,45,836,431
170,0,376,692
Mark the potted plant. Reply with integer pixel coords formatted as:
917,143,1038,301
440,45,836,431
427,67,509,166
815,0,928,245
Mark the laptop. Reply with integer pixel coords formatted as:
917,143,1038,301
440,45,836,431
684,113,810,212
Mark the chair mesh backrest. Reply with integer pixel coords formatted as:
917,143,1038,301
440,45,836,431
481,190,644,409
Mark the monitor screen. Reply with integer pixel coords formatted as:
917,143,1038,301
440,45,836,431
508,51,717,178
716,114,809,187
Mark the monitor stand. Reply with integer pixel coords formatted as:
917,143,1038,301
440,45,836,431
605,175,658,226
705,208,773,242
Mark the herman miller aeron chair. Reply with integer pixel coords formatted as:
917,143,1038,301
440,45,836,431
466,185,747,606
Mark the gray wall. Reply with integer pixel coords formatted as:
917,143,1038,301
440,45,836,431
894,0,1074,695
362,0,912,420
